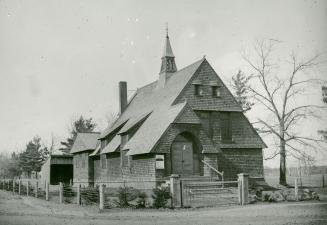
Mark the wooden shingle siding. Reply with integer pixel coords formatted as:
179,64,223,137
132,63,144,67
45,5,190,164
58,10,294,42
218,148,264,180
73,152,91,186
175,60,242,111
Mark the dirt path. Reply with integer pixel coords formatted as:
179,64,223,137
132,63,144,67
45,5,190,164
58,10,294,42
0,190,326,225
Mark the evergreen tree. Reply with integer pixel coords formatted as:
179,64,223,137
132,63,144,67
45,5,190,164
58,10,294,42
231,70,253,112
60,116,97,152
19,136,44,177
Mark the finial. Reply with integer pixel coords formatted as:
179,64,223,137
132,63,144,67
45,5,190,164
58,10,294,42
165,22,168,37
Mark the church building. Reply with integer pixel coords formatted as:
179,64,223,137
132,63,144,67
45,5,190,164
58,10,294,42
71,31,266,187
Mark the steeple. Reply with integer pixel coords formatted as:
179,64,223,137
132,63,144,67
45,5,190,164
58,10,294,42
159,25,177,74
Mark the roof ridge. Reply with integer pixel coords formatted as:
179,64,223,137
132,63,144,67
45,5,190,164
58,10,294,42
174,57,205,74
77,132,100,134
135,57,205,92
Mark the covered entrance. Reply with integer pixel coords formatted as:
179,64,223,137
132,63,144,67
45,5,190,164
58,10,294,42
171,132,201,176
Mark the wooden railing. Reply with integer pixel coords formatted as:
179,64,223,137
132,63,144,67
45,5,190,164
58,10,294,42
201,160,224,184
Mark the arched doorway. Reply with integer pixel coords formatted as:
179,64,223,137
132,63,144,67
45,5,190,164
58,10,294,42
170,132,201,176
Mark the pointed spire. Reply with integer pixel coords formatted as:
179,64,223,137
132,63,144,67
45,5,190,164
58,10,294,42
162,24,175,58
160,24,177,74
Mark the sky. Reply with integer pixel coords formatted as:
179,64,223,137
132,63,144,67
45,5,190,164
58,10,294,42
0,0,326,168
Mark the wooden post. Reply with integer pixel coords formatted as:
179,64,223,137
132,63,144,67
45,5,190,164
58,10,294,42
99,184,104,210
45,181,49,201
35,181,38,198
322,174,325,188
77,184,81,205
69,179,72,186
26,181,29,196
7,180,9,190
295,178,299,201
18,180,21,195
238,173,249,205
2,180,4,190
238,176,242,205
169,174,180,208
13,180,15,194
59,182,63,203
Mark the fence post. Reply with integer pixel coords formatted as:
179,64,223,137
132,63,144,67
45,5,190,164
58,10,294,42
18,180,21,195
169,174,180,208
322,174,325,188
35,181,38,198
99,184,104,210
77,184,81,205
26,181,29,196
7,180,9,190
295,178,299,201
238,173,249,205
45,181,49,201
13,180,15,194
69,179,72,186
59,182,63,203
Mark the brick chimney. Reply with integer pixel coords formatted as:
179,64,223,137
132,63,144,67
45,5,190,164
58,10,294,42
119,81,127,114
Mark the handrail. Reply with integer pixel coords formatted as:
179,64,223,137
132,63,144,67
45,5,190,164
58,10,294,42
201,160,224,183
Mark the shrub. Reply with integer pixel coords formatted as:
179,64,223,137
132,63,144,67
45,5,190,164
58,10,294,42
152,186,170,208
81,187,99,205
136,192,148,208
115,186,139,208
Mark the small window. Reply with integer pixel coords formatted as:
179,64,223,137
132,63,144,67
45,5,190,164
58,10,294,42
101,154,107,169
220,112,232,143
81,154,85,168
155,155,165,169
195,85,204,96
212,86,221,97
75,156,79,168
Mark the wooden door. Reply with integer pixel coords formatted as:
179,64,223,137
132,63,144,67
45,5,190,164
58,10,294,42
171,142,193,176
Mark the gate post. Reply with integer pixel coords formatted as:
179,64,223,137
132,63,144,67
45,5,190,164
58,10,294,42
26,181,29,196
59,182,63,203
13,180,15,194
295,178,299,201
169,174,180,208
238,173,249,205
77,184,81,205
45,181,49,201
99,184,104,210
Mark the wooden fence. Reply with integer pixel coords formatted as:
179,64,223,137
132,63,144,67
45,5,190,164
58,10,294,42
0,174,251,209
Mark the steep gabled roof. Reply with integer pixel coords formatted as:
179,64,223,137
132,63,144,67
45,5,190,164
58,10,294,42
70,132,100,154
125,102,187,155
101,135,121,154
100,58,205,140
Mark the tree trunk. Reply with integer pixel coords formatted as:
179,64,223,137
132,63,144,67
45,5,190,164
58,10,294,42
279,138,287,185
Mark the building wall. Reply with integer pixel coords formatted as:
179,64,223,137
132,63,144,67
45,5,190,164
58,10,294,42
218,148,264,180
175,60,241,111
93,152,156,189
94,152,122,184
73,152,91,186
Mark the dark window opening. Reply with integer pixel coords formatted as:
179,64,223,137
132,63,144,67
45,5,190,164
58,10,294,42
195,85,204,96
220,112,232,143
100,154,107,169
81,154,85,168
212,86,221,97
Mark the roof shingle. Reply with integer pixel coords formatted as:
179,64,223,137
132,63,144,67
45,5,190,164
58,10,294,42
70,132,100,154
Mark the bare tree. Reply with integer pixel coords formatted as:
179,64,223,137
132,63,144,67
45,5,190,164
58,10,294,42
243,39,326,185
318,86,327,140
